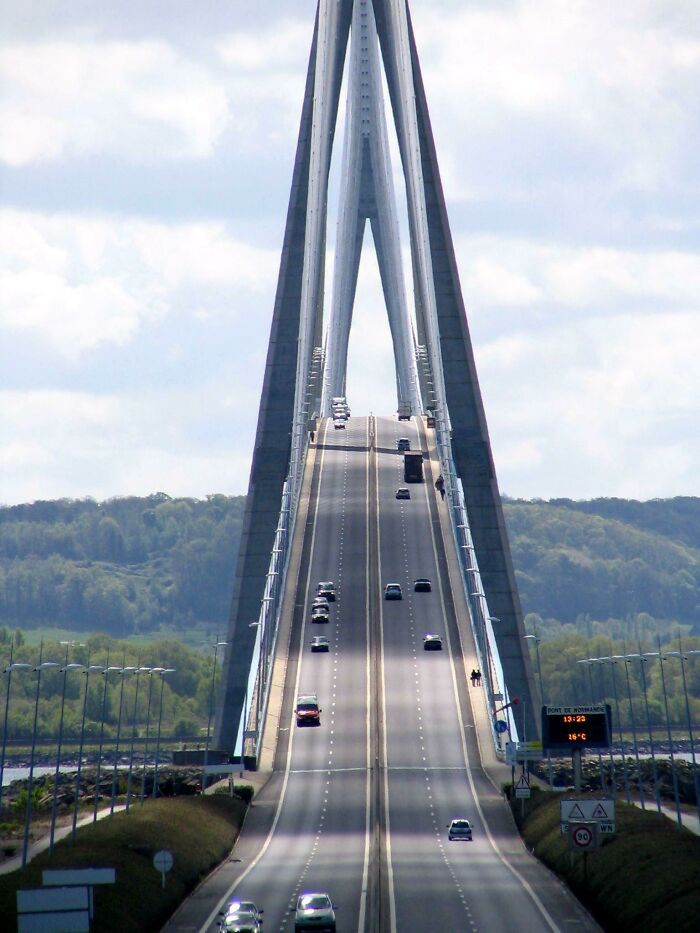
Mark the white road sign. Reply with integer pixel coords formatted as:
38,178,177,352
560,799,615,823
560,798,615,834
514,774,531,799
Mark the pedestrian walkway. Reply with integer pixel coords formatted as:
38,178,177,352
0,804,126,876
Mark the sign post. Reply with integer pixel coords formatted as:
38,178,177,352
153,850,174,889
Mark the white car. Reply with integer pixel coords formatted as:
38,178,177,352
293,893,336,932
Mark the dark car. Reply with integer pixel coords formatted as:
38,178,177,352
311,606,330,624
310,636,330,652
384,583,402,600
423,634,443,651
395,487,411,500
316,581,336,601
397,437,410,451
414,578,432,592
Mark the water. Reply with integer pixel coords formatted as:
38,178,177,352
1,766,75,786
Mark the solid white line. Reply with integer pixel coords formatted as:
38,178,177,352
421,447,561,933
199,420,330,933
357,418,372,933
376,416,397,933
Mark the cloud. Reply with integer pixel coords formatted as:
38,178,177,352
0,209,277,356
412,0,700,199
0,386,255,505
0,39,229,166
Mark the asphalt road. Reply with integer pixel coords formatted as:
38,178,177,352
191,415,596,933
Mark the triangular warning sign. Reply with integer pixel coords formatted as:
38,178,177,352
515,775,530,789
567,803,586,820
591,803,609,819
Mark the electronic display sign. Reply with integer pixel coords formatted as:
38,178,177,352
542,705,612,750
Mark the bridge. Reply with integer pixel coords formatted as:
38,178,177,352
179,2,597,931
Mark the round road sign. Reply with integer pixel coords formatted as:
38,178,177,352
495,719,508,734
571,825,594,849
153,849,174,874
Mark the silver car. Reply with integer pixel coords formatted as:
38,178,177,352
218,901,263,933
293,892,336,932
447,818,473,841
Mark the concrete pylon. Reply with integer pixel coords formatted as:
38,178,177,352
216,0,539,748
323,0,419,415
214,4,354,751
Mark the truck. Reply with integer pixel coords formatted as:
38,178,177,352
397,401,411,421
403,452,424,483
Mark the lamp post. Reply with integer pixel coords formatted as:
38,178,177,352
620,649,646,809
627,651,662,813
661,640,700,829
242,623,261,775
72,663,104,837
93,663,122,824
203,643,227,794
524,633,552,786
111,665,137,814
576,659,607,794
152,669,176,798
22,654,60,869
126,667,151,812
602,653,632,804
141,668,164,804
1,653,32,816
49,652,84,854
646,641,683,830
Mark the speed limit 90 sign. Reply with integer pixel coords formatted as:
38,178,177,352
570,823,596,850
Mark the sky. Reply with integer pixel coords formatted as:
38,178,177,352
1,0,699,505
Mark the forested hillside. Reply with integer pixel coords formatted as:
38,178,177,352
504,496,700,638
0,494,244,637
0,494,698,642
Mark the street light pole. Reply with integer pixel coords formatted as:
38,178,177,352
152,669,176,798
606,653,631,804
662,639,700,829
203,643,227,793
93,661,120,822
632,650,662,813
22,651,60,869
111,664,137,814
1,651,32,816
126,667,151,812
620,647,646,810
49,649,84,855
141,668,163,804
72,662,104,838
649,639,683,830
577,659,607,794
524,633,551,786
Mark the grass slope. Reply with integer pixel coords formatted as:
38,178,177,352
513,788,700,932
0,795,247,933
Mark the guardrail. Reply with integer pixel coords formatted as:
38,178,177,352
416,347,518,746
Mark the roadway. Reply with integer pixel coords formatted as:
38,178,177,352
186,415,596,933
